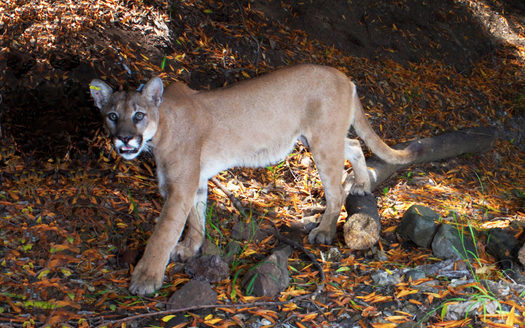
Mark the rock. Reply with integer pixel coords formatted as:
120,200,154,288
223,241,242,264
326,247,342,262
396,321,424,328
405,269,426,281
167,280,217,310
185,255,229,282
231,219,268,242
485,228,521,263
397,205,440,248
241,245,292,297
443,299,499,321
519,242,525,266
200,239,222,257
431,224,477,260
371,270,402,286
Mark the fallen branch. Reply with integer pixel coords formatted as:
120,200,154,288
95,286,323,328
211,176,249,218
263,218,326,289
342,127,497,249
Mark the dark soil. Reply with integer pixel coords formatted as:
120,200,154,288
1,0,522,160
255,0,496,73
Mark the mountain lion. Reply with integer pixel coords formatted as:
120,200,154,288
90,64,416,295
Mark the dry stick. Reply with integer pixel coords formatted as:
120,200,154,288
262,218,326,290
96,292,322,328
210,176,248,218
211,177,326,289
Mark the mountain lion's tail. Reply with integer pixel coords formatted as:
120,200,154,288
350,84,416,165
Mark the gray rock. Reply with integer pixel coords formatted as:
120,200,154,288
200,239,222,257
371,270,402,286
223,240,242,264
519,242,525,266
231,219,268,242
486,228,521,262
396,321,424,328
242,246,292,297
397,205,440,248
431,224,477,260
405,269,426,281
185,255,230,282
167,280,217,310
443,299,499,321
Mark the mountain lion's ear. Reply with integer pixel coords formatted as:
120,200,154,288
90,79,113,110
143,77,164,107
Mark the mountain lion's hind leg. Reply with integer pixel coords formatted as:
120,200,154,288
344,138,371,196
170,183,207,261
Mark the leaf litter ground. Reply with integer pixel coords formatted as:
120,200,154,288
0,0,524,327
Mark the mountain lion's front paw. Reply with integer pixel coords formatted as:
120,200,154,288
170,241,199,262
129,259,164,295
308,226,335,245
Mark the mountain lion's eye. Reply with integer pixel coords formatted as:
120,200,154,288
108,113,118,121
134,112,145,123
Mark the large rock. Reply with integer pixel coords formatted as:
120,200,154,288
167,280,217,310
431,224,477,260
519,243,525,266
485,228,521,263
397,205,440,248
242,246,292,297
231,219,268,242
185,255,230,283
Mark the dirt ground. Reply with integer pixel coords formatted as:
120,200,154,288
0,0,524,327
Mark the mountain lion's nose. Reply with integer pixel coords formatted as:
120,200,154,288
118,136,133,144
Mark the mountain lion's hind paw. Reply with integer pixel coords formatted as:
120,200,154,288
349,182,371,196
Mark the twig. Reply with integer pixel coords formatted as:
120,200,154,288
95,291,323,327
262,218,326,288
210,176,249,218
211,177,326,291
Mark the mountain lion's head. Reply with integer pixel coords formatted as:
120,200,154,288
89,77,164,160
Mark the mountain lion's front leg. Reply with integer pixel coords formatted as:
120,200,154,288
171,182,207,261
129,188,196,295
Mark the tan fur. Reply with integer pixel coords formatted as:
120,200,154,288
90,64,415,295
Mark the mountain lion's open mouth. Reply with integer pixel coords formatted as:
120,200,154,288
119,146,139,155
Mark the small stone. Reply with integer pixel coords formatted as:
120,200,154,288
200,239,221,257
405,269,426,281
223,241,242,264
326,247,342,262
231,219,268,242
371,270,402,286
485,228,521,262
